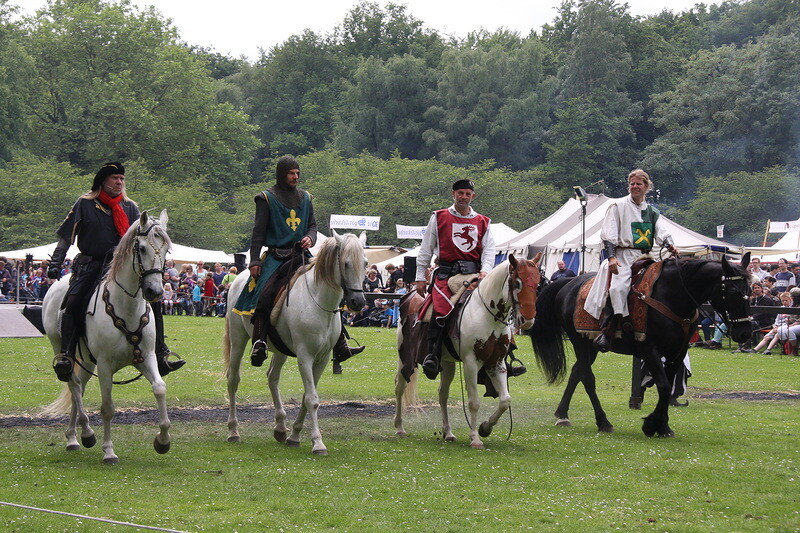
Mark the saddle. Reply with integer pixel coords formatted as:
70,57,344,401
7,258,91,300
574,258,663,342
418,273,475,323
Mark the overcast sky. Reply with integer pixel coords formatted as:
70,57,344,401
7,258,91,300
12,0,713,61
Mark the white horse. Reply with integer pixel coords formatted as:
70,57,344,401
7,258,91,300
394,253,542,449
41,211,172,464
223,230,367,455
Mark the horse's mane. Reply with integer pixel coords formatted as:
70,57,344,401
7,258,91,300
310,233,362,288
106,218,172,283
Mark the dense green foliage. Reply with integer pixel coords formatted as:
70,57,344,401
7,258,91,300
2,0,799,251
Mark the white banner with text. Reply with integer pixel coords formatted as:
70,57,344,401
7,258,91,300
329,214,381,231
396,225,427,240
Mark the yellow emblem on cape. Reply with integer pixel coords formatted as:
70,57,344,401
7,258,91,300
634,228,652,246
286,209,301,231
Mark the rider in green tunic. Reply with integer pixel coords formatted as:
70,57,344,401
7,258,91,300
235,156,365,367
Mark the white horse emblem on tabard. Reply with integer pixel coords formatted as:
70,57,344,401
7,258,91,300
452,223,478,253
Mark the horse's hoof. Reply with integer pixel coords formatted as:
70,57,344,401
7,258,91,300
312,448,328,456
470,441,485,450
274,430,287,443
658,429,675,438
102,456,119,465
81,434,97,448
66,444,80,452
478,421,492,438
555,418,572,427
598,424,614,433
395,430,407,437
227,435,241,443
153,437,171,454
286,439,300,448
444,435,456,442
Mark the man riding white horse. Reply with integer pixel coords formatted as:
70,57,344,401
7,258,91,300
49,162,185,381
415,178,496,380
584,168,677,351
233,155,364,367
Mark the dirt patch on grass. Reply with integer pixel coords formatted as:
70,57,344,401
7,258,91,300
0,401,396,428
693,390,800,401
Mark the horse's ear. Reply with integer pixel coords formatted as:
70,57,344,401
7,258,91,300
531,251,543,266
740,251,751,269
721,255,735,275
509,254,518,269
139,211,148,227
159,209,168,229
359,231,367,247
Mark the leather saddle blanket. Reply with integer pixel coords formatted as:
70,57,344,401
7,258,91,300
417,273,476,323
574,259,664,342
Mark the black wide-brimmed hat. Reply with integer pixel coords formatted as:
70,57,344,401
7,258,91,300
92,162,125,191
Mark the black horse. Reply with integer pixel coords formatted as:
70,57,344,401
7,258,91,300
529,253,752,437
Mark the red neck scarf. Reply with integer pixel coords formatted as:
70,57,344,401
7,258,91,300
98,190,131,237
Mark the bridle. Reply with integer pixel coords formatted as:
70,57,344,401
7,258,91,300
114,221,167,299
303,243,364,314
718,273,752,325
473,262,539,327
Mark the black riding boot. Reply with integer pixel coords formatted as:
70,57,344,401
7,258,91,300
53,304,81,382
151,302,185,376
332,328,365,363
250,313,268,367
594,313,621,353
422,320,444,380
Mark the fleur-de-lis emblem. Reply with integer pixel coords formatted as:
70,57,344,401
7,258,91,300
286,209,301,231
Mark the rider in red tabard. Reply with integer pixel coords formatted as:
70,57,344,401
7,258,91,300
415,179,495,379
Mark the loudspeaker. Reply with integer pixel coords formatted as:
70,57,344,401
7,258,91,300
403,256,416,283
22,305,46,334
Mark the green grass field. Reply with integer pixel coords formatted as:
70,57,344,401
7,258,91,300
1,316,798,532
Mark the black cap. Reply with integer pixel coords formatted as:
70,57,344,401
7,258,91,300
452,179,474,191
92,162,125,191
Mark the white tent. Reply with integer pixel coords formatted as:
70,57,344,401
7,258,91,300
746,228,800,263
0,241,234,265
496,194,738,277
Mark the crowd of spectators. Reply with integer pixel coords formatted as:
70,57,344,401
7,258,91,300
345,263,407,328
697,257,800,355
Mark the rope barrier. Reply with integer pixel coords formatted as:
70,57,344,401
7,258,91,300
0,501,189,533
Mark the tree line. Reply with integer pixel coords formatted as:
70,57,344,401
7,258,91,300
1,0,799,251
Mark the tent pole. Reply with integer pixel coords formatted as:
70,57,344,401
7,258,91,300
762,219,771,247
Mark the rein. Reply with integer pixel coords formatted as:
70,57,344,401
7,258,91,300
114,222,166,298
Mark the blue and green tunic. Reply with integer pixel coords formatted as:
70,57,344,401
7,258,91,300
233,190,312,315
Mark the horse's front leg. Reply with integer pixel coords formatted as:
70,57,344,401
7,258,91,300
478,360,511,440
268,352,289,443
97,364,118,464
438,359,457,442
462,356,485,449
640,353,674,438
139,358,171,454
306,354,330,455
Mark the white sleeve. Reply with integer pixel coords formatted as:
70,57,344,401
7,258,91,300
599,203,620,244
480,223,495,273
654,213,673,247
415,213,438,281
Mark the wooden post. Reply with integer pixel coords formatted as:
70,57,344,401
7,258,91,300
762,219,771,247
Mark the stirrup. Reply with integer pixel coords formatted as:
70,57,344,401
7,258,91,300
53,354,74,382
421,354,440,380
157,349,186,376
251,340,268,367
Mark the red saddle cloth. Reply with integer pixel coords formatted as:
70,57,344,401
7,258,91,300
574,259,663,341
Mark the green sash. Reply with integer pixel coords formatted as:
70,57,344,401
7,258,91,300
631,205,660,250
233,190,311,315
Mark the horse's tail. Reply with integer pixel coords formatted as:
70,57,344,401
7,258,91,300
401,368,420,408
222,315,232,379
40,385,72,417
528,277,570,385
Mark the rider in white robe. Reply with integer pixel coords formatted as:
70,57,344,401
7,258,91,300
584,170,676,350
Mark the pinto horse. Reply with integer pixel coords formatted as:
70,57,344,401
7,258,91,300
529,254,752,437
394,253,542,448
223,230,367,455
41,211,172,464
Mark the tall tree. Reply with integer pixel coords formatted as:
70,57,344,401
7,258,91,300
23,0,259,194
